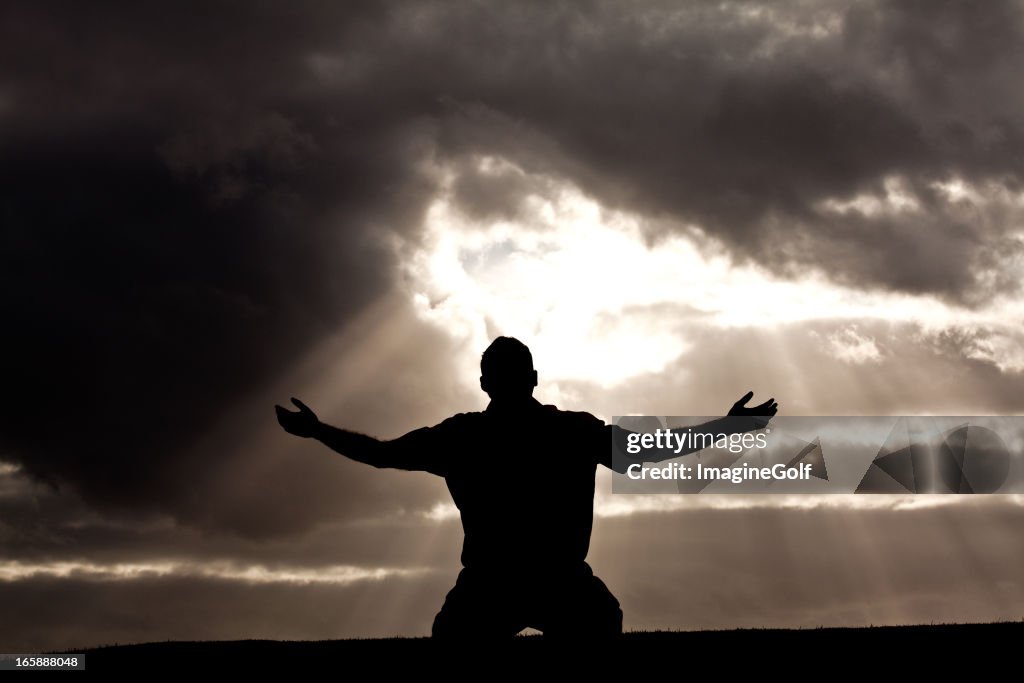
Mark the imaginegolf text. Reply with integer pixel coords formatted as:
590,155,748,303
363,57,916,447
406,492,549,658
626,461,813,483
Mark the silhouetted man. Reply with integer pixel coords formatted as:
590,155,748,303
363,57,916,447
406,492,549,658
276,336,777,639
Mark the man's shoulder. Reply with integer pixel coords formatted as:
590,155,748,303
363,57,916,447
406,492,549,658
539,404,605,428
435,410,486,429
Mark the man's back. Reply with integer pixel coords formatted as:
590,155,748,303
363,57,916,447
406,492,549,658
425,398,606,572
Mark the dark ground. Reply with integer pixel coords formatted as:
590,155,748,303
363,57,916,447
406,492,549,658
61,622,1020,673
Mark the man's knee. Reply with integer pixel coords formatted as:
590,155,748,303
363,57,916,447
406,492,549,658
431,582,478,639
431,606,467,639
584,577,623,636
540,574,623,638
431,572,526,639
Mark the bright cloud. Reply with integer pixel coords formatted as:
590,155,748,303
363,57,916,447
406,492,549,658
0,559,430,586
398,159,1024,392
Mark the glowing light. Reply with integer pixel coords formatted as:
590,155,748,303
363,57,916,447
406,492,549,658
0,559,431,585
398,160,1024,396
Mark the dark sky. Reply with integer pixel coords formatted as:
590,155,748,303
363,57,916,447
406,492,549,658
2,1,1024,650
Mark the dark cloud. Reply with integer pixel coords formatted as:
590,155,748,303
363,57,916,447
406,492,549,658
414,1,1024,301
0,1,447,530
0,460,462,568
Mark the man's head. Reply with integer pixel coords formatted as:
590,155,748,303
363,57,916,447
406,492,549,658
480,336,537,400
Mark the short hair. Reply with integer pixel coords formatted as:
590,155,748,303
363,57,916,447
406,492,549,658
480,336,534,377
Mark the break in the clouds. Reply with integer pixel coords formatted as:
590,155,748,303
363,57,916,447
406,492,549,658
2,0,1024,646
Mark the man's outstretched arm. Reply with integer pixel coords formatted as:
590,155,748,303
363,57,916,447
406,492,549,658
275,398,445,474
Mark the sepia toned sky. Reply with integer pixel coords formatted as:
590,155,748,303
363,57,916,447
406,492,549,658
2,1,1024,651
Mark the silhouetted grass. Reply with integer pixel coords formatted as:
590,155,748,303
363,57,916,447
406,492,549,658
62,621,1022,672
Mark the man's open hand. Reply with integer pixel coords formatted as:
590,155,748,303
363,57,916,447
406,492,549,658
727,391,778,418
275,397,321,438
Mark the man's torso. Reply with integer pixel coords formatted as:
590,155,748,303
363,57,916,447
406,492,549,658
437,401,605,571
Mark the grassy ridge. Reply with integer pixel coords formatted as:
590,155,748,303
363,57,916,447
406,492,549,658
70,622,1022,672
